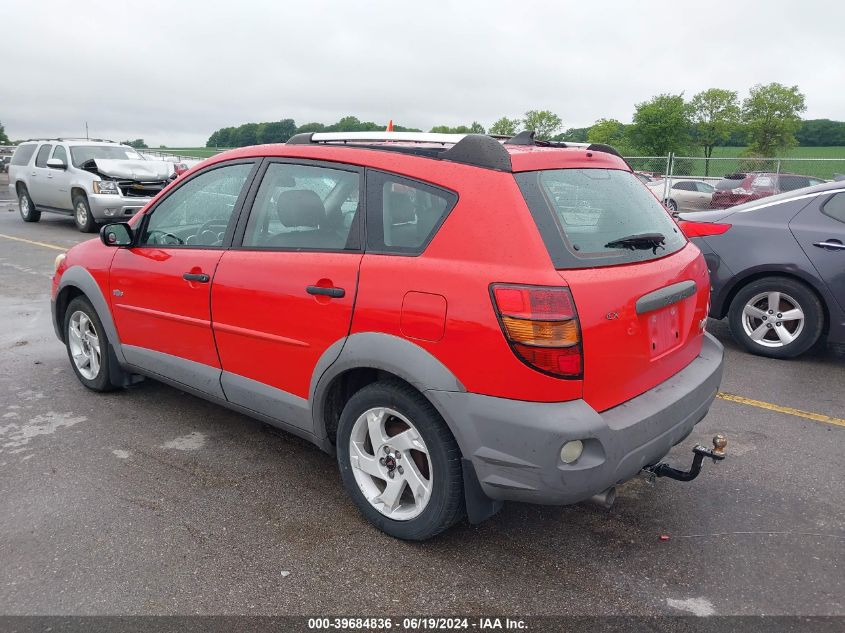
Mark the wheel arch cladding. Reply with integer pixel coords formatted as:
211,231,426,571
310,333,465,445
55,266,126,364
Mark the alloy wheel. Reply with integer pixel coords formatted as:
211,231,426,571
741,291,805,348
20,194,30,218
348,407,433,521
68,310,101,379
75,201,88,227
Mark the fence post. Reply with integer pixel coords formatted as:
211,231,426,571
775,159,782,180
662,153,674,203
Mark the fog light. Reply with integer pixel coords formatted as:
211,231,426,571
103,208,117,216
560,440,584,464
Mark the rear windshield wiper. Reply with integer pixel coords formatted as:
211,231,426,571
605,232,666,253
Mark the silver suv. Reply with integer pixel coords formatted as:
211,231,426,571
7,139,174,232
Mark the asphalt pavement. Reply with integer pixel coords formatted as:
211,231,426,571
0,172,843,617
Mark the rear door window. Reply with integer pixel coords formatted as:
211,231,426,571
515,168,686,268
11,143,38,166
34,144,53,168
242,162,362,250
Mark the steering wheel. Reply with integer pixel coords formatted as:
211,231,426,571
198,219,229,235
146,229,184,245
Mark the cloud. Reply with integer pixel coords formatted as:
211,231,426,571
3,0,843,146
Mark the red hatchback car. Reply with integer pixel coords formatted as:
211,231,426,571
710,172,825,209
51,131,724,540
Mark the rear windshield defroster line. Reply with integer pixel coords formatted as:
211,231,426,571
515,168,686,269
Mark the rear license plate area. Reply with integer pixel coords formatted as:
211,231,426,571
647,304,681,358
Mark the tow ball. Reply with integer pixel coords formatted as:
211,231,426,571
643,434,728,482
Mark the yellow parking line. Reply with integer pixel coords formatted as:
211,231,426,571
717,392,845,428
0,233,66,252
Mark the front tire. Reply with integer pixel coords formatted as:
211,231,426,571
64,296,118,391
665,199,678,212
336,380,465,540
728,277,824,359
18,186,40,222
73,194,97,233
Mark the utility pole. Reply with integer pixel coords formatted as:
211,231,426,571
85,122,89,140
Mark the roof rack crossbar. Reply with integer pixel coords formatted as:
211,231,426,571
287,131,511,171
284,130,624,172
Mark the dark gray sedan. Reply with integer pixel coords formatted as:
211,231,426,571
678,180,845,358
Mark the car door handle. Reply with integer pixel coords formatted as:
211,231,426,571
813,241,845,250
306,285,345,298
183,272,210,282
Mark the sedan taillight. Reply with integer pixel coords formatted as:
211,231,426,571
677,220,732,238
491,284,582,378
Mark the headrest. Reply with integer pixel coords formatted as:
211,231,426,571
387,191,415,224
275,190,324,228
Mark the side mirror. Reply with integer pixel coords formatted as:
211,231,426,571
100,223,133,247
46,158,67,170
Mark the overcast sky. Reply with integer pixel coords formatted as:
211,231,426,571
3,0,843,147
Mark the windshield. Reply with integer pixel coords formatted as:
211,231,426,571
70,145,144,167
516,168,686,268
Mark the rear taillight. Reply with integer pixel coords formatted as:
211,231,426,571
491,284,582,378
677,221,732,238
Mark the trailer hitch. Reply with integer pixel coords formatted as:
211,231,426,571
643,434,727,482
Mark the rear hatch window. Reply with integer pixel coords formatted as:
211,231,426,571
515,168,686,269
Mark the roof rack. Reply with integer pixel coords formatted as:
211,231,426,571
24,137,118,143
285,130,625,172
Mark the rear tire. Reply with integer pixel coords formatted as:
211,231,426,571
728,277,824,359
64,296,118,392
336,380,465,541
18,186,40,222
73,194,97,233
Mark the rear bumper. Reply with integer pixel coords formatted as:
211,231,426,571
428,332,724,505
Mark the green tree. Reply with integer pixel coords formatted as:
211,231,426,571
522,110,562,140
796,119,845,146
295,122,326,134
468,121,485,134
741,83,806,156
689,88,740,174
257,119,297,144
0,121,10,144
587,119,626,147
554,127,589,143
234,123,259,147
628,93,691,155
120,138,148,149
489,117,520,136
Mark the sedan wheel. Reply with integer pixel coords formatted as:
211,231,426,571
68,310,101,380
348,406,433,521
741,291,805,348
666,199,678,212
728,277,824,359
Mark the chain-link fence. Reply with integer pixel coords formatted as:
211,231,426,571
625,154,845,212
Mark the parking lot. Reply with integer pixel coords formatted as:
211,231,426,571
0,171,843,617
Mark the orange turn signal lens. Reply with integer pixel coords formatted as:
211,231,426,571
501,316,579,348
